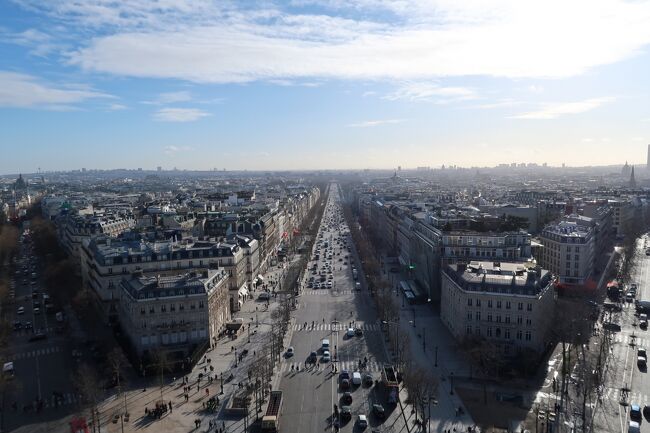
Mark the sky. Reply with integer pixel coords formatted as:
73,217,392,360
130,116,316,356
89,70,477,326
1,0,650,174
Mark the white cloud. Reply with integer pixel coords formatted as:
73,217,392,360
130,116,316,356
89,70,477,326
107,103,127,110
0,70,111,109
143,91,192,105
509,97,615,120
471,98,521,109
164,145,194,155
385,82,476,102
1,28,60,57
348,118,406,127
581,138,594,143
154,107,210,122
47,0,650,84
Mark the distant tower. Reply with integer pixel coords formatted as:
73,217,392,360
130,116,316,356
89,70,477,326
630,166,637,188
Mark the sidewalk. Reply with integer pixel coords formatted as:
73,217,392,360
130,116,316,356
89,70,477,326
12,258,299,433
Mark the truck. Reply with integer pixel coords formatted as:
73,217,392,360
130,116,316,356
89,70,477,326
261,390,283,432
381,365,399,404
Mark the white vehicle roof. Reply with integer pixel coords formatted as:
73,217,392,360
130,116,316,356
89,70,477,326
3,362,14,372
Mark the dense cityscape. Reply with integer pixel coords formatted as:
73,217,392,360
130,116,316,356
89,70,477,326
0,159,650,433
3,1,650,433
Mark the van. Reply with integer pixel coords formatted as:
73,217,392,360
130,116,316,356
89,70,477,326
352,371,362,385
321,339,330,351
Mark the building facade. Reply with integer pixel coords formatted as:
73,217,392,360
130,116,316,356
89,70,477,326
441,261,555,357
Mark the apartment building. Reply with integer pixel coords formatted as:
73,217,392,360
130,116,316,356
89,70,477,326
441,261,555,356
118,269,229,361
538,218,596,286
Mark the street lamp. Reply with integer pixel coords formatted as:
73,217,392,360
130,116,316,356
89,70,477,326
450,372,454,395
434,346,438,367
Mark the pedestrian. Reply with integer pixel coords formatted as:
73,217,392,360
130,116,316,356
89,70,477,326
169,401,172,412
206,388,210,396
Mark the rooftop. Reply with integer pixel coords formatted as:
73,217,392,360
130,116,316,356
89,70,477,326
444,260,552,296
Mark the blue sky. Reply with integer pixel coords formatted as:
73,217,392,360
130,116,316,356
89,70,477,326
1,0,650,174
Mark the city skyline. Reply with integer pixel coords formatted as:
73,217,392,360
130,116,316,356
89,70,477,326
1,0,650,173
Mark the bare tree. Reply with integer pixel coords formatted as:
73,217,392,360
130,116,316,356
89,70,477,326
151,350,171,399
73,363,102,433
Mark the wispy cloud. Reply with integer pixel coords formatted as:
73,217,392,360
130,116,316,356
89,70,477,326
35,0,650,84
0,71,111,109
164,145,194,155
107,103,127,111
348,119,407,127
154,107,210,122
385,82,476,103
143,91,192,105
471,98,522,109
509,97,615,120
1,28,61,57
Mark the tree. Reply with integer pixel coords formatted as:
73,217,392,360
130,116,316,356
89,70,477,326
108,348,128,417
151,350,171,399
0,225,19,265
73,363,102,433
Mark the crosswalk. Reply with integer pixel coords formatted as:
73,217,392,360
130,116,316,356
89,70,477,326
303,289,358,296
291,322,381,332
11,346,60,360
612,333,650,347
43,393,81,409
536,387,650,407
280,360,385,373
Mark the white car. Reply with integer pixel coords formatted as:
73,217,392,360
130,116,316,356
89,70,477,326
357,415,368,429
346,328,355,337
17,306,25,315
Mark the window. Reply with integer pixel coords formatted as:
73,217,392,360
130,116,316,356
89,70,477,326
475,311,481,321
161,305,167,312
140,308,145,315
505,329,511,339
179,304,184,311
487,300,493,308
487,327,493,337
199,301,204,309
526,318,532,326
505,316,511,324
495,328,501,338
467,312,472,321
476,299,481,307
466,326,472,335
566,246,571,253
518,302,523,311
575,247,580,252
170,304,175,312
149,307,154,313
487,314,493,322
467,298,472,306
496,315,502,323
505,301,511,310
517,316,523,325
525,331,532,341
475,327,480,336
516,330,522,340
108,267,113,274
190,303,196,310
526,303,532,312
496,301,502,309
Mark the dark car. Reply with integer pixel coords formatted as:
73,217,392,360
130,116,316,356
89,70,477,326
373,404,386,419
340,406,352,421
309,351,318,362
341,392,352,405
340,378,350,389
340,370,350,380
28,332,47,342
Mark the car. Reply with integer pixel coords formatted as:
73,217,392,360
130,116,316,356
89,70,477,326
12,320,22,330
322,351,331,362
258,292,271,300
24,321,32,329
363,373,374,386
352,371,362,385
309,351,318,362
340,405,352,421
17,307,25,315
340,378,350,389
355,327,364,336
28,332,47,342
373,403,386,419
627,293,635,302
346,328,355,337
357,415,368,429
341,392,352,404
286,347,294,357
33,307,41,315
340,370,350,380
631,404,642,421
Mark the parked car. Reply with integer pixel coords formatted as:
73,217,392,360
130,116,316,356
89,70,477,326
357,415,368,429
373,403,386,419
341,392,352,404
285,347,294,357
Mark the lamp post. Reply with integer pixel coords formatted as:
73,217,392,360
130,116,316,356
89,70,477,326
435,346,438,367
422,327,426,352
450,372,454,395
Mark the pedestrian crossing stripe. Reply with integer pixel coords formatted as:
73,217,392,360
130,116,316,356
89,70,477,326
42,393,80,409
291,323,380,332
279,361,385,373
12,346,60,360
